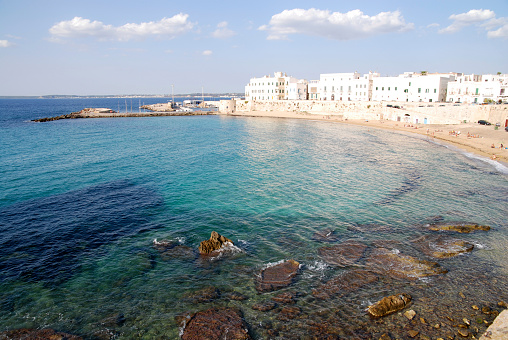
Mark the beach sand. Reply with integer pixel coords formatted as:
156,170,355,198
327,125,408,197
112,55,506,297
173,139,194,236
225,110,508,165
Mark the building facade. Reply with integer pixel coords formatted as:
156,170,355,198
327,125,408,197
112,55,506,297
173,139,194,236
245,71,508,104
446,74,508,104
245,72,308,101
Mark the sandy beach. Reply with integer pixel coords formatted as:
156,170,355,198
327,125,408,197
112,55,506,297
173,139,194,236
225,110,508,165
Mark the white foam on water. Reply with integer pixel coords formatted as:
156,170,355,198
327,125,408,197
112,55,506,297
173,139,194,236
473,242,487,250
208,242,244,261
302,260,328,279
260,259,286,270
176,237,186,244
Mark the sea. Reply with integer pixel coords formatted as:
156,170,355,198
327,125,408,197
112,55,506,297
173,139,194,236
0,98,507,339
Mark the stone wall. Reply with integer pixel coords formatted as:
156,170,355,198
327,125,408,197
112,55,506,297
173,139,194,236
227,100,508,125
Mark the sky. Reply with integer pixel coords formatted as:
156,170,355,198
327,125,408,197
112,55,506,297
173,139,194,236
0,0,507,96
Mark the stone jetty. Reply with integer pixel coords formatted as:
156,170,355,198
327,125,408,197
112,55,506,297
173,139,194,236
32,107,215,122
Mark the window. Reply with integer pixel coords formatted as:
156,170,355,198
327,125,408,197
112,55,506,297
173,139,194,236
395,87,397,91
376,87,378,90
409,82,411,86
418,88,421,93
382,87,384,91
388,87,391,91
425,89,429,93
434,89,437,93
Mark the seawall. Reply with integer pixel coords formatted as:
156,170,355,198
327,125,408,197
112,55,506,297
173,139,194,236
228,100,508,125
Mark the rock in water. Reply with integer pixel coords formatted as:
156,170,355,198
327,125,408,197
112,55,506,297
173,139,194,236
199,231,233,254
255,260,300,292
427,223,490,233
367,293,412,317
317,240,367,266
312,228,339,242
312,269,378,299
181,307,251,340
366,248,447,280
412,235,474,258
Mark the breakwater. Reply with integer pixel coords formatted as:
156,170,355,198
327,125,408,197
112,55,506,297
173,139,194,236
32,108,215,122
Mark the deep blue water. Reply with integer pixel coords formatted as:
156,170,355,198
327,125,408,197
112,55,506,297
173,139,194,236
0,98,507,339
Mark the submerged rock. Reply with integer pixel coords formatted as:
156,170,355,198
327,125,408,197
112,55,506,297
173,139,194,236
252,301,277,312
366,248,448,280
312,228,339,242
317,240,367,267
367,293,412,317
427,223,490,233
182,286,221,303
181,307,251,340
255,260,300,293
199,231,234,255
412,235,474,258
0,328,83,339
312,269,378,299
272,291,299,304
154,239,196,261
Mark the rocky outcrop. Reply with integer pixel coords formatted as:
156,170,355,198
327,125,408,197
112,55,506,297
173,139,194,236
0,328,83,339
312,269,378,299
427,223,490,233
367,293,412,317
181,307,251,340
317,240,367,267
366,248,447,280
412,235,474,258
255,260,300,292
199,231,234,255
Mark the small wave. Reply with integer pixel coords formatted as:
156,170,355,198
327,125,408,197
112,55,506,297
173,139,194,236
153,238,172,247
260,259,287,270
176,237,186,244
473,242,486,250
207,242,244,261
302,260,328,279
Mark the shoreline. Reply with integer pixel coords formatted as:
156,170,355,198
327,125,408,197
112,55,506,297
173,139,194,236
224,110,508,166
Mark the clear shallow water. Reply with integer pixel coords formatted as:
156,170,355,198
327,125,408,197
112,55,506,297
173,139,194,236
0,99,507,339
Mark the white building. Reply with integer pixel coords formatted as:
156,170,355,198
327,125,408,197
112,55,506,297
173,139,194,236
318,72,378,101
372,72,456,103
245,72,308,101
446,74,508,103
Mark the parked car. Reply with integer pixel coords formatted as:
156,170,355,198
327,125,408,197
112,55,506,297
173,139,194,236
505,126,508,132
478,120,491,125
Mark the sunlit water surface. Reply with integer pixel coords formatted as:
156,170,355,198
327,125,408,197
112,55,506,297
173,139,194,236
0,99,507,339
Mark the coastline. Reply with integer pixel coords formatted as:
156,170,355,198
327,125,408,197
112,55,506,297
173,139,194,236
224,110,508,166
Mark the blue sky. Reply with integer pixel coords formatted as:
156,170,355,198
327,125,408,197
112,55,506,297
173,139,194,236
0,0,507,96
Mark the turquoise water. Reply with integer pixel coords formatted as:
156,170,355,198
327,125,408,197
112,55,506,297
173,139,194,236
0,99,507,339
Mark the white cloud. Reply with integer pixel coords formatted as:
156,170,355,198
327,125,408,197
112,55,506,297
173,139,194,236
202,50,213,56
49,14,195,42
487,23,508,38
438,9,508,38
0,40,13,47
439,9,495,33
427,23,440,28
211,21,236,39
259,8,414,41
